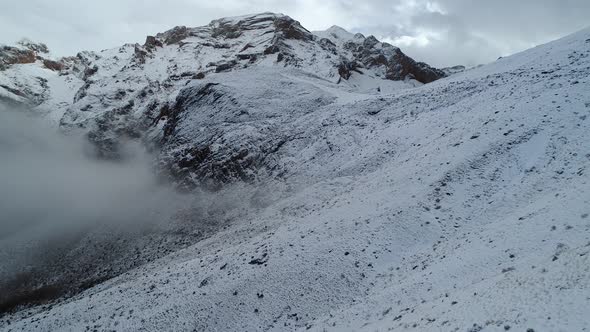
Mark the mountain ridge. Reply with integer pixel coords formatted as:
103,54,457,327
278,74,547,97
0,12,449,188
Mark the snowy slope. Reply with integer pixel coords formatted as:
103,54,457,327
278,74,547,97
1,13,448,315
1,21,589,332
0,62,82,124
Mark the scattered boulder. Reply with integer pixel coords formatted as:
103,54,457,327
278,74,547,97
42,59,64,71
338,60,362,80
215,60,238,73
144,35,163,50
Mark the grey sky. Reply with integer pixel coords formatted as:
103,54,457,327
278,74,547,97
0,0,588,67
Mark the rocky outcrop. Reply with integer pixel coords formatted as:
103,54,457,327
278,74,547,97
0,39,52,70
338,60,362,80
42,59,64,71
0,46,36,70
125,12,445,84
338,35,446,83
144,35,163,50
273,15,313,41
442,65,467,76
387,50,446,83
160,83,262,189
159,26,191,45
153,68,336,189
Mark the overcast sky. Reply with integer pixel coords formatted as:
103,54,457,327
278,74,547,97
1,0,589,67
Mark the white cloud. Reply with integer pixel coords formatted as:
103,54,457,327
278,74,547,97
0,0,588,67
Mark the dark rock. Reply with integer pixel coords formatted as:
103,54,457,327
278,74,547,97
0,46,36,70
338,60,362,80
249,253,269,265
318,38,337,53
273,16,313,41
160,26,191,45
386,50,446,83
144,36,163,50
0,84,24,97
240,43,254,52
83,65,98,80
215,60,237,73
133,44,149,64
236,53,255,60
442,65,466,76
264,45,281,55
338,34,445,84
42,59,64,71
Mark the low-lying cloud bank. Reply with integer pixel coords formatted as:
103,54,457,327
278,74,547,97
0,104,289,313
0,105,188,296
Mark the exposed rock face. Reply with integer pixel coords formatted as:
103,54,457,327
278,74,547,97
159,26,191,45
42,59,64,71
337,33,445,83
0,39,53,70
115,13,444,84
157,69,336,189
0,39,84,74
16,39,49,54
442,65,467,76
1,12,447,188
0,46,37,70
273,15,313,41
337,60,362,80
161,83,261,188
387,50,446,83
144,35,163,50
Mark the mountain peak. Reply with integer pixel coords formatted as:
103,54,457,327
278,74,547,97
320,25,356,41
0,38,55,71
211,11,286,25
133,13,444,85
315,25,360,47
325,25,349,34
150,11,311,47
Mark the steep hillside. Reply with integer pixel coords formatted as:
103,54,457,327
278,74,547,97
1,14,589,332
0,16,450,315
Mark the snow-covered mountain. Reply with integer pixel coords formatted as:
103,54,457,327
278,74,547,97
1,12,590,332
1,12,447,187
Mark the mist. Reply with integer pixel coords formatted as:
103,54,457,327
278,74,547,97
0,105,193,308
0,103,295,314
0,106,186,234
